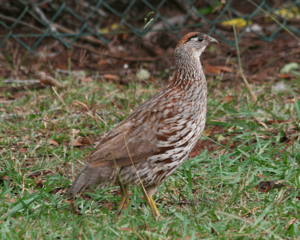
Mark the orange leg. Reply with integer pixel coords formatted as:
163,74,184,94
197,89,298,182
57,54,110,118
142,187,161,217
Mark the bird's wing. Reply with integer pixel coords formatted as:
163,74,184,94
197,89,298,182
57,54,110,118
87,86,184,169
88,116,158,168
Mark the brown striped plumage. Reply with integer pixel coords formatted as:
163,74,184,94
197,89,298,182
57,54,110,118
69,32,218,216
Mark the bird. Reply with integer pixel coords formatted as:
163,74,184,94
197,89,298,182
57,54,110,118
69,32,218,216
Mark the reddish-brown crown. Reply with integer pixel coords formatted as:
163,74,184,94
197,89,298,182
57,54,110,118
176,32,200,47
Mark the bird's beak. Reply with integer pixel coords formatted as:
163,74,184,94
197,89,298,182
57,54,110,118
209,36,218,44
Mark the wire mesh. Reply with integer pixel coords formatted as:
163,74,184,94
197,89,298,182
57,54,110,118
0,0,299,52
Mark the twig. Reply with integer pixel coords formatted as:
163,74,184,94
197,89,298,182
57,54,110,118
0,83,46,93
73,43,172,62
0,13,107,48
78,49,89,68
52,23,107,48
3,79,40,84
33,4,58,33
231,24,257,102
277,196,288,206
240,71,257,102
39,72,64,89
77,0,107,17
0,13,43,33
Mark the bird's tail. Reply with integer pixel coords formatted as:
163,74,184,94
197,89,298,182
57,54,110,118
69,163,114,195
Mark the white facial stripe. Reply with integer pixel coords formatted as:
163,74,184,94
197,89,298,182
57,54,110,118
190,37,199,41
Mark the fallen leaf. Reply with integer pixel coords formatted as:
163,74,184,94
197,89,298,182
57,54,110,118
266,119,291,124
4,195,16,203
103,74,120,81
257,173,264,178
99,22,120,34
221,18,252,28
277,72,294,79
280,62,299,73
35,178,45,187
98,60,107,65
72,138,83,147
224,95,232,103
205,65,232,74
1,175,9,181
18,148,28,153
287,218,297,226
274,6,300,20
80,137,95,145
255,180,286,192
285,98,295,103
48,139,59,147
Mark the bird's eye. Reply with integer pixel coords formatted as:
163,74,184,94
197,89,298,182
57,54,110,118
198,37,203,42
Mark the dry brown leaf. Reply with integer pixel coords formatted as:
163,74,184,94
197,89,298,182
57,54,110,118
48,139,60,147
205,65,232,74
35,178,45,187
257,173,264,178
18,148,28,153
224,95,233,103
287,218,297,226
111,99,122,109
4,195,16,203
103,74,120,81
285,98,295,103
98,59,107,65
80,137,95,145
72,138,83,147
74,101,90,111
255,180,286,192
1,176,9,181
266,119,291,124
277,73,295,79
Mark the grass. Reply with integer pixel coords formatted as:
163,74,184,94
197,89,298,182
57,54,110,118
1,60,300,239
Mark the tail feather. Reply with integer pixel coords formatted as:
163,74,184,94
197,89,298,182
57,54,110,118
69,163,115,195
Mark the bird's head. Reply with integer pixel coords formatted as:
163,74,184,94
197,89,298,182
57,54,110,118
175,32,218,58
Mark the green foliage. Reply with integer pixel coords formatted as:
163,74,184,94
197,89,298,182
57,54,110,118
0,67,300,239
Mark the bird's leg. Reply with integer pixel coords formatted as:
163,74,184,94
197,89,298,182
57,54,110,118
117,183,129,216
142,185,160,217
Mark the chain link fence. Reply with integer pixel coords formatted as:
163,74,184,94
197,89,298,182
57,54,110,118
0,0,299,52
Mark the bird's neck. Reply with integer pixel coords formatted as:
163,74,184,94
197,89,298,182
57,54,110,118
173,53,206,88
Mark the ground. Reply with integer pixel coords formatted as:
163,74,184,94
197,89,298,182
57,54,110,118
0,27,300,239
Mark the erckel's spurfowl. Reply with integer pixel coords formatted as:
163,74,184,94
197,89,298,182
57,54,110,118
69,32,218,216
